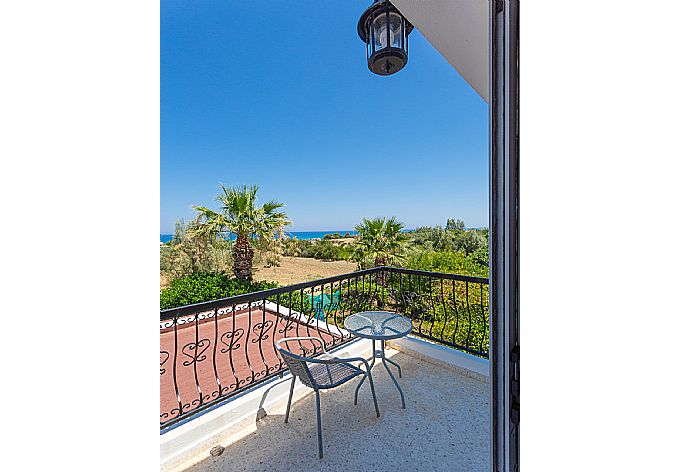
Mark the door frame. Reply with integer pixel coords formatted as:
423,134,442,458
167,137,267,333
489,0,519,470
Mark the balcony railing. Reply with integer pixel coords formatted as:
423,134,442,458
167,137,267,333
160,266,489,431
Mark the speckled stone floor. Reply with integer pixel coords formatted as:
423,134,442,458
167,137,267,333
185,350,490,472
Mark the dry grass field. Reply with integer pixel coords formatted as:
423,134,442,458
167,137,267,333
253,255,357,286
160,255,357,290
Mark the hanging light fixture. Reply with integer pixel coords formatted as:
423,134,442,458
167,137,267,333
357,0,414,76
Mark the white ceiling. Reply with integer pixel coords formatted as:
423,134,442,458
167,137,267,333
391,0,488,103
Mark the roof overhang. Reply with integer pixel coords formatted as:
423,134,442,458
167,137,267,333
391,0,488,102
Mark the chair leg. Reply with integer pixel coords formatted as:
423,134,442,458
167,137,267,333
353,374,366,405
315,390,323,459
284,376,296,423
367,371,380,417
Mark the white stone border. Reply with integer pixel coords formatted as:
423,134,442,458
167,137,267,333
388,336,489,383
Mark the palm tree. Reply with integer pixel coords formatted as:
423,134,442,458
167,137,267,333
352,217,407,268
192,184,290,282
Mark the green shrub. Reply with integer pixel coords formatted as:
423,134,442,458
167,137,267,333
322,232,343,240
264,252,281,267
160,218,233,279
281,237,301,256
469,246,489,267
160,272,277,310
407,225,488,255
383,270,489,355
405,250,488,278
284,239,353,261
310,240,350,260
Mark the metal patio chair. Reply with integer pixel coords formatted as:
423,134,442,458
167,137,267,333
276,336,380,459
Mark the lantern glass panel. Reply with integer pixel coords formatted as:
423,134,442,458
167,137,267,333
401,19,405,50
373,13,388,51
389,12,402,48
368,23,372,53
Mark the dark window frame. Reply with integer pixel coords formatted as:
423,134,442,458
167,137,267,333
489,0,519,471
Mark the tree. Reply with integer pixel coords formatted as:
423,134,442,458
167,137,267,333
160,217,233,279
192,184,290,281
454,229,486,255
445,218,465,231
352,217,407,268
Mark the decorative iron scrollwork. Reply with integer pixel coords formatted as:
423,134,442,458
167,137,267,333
341,289,376,313
251,320,273,344
160,319,175,330
388,289,429,320
160,268,489,430
181,339,211,366
219,328,245,353
160,350,169,375
277,316,295,334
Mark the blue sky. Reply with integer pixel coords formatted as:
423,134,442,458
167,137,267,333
161,0,488,233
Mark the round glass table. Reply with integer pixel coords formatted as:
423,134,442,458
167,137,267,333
344,311,412,408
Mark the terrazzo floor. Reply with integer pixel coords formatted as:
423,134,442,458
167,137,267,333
184,349,490,472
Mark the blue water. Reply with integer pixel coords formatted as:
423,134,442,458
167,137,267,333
160,230,357,243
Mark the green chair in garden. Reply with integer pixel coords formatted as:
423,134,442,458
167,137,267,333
310,290,341,321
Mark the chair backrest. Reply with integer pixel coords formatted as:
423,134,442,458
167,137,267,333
310,295,324,316
276,340,317,389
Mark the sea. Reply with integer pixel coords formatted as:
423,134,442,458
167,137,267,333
160,230,358,243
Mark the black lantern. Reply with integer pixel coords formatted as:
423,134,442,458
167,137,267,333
357,0,414,76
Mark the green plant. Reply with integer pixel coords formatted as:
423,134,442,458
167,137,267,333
352,217,407,268
254,236,282,267
160,218,234,279
454,229,486,255
160,272,277,309
322,232,343,240
382,272,489,355
469,246,489,267
445,218,466,231
264,252,281,267
192,184,291,282
407,224,488,256
281,237,301,256
311,240,351,260
284,239,353,261
405,250,488,278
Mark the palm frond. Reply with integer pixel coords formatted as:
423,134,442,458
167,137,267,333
352,216,406,267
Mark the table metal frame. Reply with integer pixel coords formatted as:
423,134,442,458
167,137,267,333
345,311,412,409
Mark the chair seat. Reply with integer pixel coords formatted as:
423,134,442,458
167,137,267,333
308,361,363,389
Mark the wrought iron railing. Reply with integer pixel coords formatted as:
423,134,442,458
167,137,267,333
160,266,489,430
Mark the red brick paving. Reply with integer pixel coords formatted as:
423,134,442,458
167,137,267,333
160,307,345,425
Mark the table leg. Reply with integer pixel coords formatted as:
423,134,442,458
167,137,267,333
355,338,406,409
370,338,376,366
354,339,376,405
384,356,402,378
379,340,405,409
